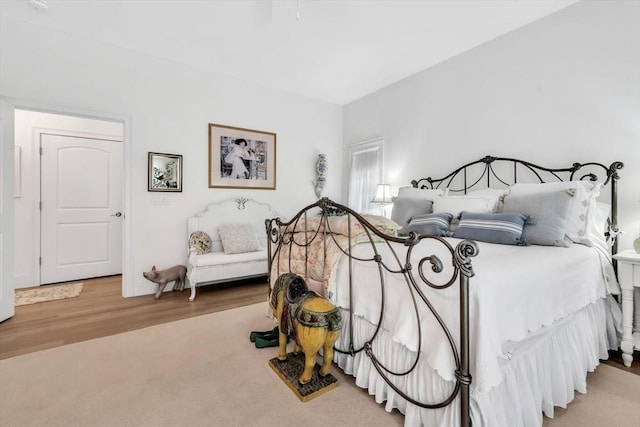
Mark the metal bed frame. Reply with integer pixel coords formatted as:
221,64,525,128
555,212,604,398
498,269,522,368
266,155,623,426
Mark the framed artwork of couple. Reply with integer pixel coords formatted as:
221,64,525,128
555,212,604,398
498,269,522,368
208,123,277,190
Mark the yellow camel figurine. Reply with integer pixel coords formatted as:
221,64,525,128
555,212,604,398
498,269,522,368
270,273,342,384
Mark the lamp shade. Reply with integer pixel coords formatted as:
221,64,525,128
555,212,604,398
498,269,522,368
371,184,392,204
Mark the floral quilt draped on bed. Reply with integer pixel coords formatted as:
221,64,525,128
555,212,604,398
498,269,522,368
269,214,401,296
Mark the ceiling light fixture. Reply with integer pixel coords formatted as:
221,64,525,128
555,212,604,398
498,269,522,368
28,0,49,11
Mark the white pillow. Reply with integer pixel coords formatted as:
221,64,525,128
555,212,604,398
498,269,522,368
467,188,509,198
508,181,601,245
397,186,446,200
432,195,499,218
217,223,262,254
586,202,611,248
467,188,509,211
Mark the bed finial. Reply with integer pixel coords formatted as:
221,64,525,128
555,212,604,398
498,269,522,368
317,197,332,210
455,240,479,278
481,155,496,164
608,161,624,182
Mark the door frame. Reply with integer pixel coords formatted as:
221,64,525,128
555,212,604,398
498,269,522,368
2,96,133,297
1,100,16,321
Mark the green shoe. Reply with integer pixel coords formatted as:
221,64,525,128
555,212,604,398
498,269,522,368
255,336,281,348
255,331,278,342
249,326,278,343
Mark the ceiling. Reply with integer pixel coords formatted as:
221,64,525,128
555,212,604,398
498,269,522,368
0,0,578,105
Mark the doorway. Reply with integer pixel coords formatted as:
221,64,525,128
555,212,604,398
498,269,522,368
40,133,123,284
13,110,124,287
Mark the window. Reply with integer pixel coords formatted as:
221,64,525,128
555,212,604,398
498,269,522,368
347,138,383,213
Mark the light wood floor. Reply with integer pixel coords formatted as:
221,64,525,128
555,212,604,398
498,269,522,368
0,275,268,360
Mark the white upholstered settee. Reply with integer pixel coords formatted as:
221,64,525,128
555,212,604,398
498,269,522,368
186,197,278,301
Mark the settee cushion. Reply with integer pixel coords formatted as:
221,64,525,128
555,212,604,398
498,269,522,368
192,249,267,267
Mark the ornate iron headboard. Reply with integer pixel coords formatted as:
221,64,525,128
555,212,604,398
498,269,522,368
411,155,624,255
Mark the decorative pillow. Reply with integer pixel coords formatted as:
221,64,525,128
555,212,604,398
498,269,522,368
432,195,499,218
390,197,433,227
467,188,509,211
585,202,611,248
467,188,509,198
217,223,262,254
360,215,403,235
397,186,446,200
326,215,370,235
453,212,529,246
398,213,453,237
508,181,600,245
292,216,348,235
448,217,460,234
502,189,574,247
571,183,602,245
189,231,212,255
292,216,324,233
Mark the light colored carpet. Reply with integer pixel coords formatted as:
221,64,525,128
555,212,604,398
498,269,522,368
14,282,83,306
0,302,404,427
0,302,638,427
543,363,640,427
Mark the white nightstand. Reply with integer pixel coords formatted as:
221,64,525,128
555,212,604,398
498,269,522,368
613,250,640,367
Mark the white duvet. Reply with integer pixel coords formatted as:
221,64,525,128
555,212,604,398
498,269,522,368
327,237,618,393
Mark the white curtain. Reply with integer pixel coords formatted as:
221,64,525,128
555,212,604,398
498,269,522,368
348,141,382,213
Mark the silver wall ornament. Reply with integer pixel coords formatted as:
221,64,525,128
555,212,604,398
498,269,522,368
314,154,327,198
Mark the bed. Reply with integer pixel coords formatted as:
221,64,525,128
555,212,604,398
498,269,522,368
266,155,624,427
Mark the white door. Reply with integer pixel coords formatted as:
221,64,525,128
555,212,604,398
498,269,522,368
0,100,16,321
40,134,123,284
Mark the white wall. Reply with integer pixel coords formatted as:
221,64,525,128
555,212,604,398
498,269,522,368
343,0,640,252
1,17,343,296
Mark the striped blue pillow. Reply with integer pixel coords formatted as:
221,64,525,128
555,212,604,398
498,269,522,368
453,212,528,246
398,212,453,237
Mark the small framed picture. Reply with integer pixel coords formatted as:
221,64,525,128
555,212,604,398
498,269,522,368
148,152,183,192
208,123,276,190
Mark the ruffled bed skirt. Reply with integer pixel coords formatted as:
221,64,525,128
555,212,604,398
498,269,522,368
333,295,621,427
